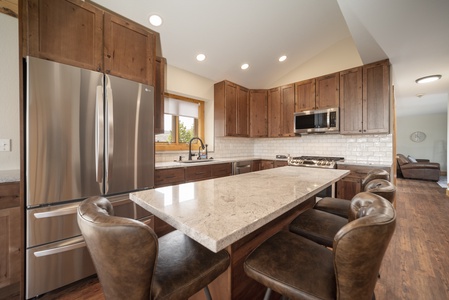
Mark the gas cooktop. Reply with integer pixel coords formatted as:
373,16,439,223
288,156,344,169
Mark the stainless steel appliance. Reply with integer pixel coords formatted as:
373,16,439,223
288,156,344,169
25,56,155,298
288,156,344,198
294,107,339,134
232,160,253,175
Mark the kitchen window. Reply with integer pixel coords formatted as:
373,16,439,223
155,93,205,151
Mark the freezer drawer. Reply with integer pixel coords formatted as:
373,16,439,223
26,236,96,299
27,197,135,248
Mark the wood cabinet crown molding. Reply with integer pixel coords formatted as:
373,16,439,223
0,0,18,18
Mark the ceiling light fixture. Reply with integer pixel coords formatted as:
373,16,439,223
241,63,249,70
196,54,206,61
279,55,287,62
415,75,442,84
149,14,162,27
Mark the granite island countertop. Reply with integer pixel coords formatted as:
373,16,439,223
131,166,349,252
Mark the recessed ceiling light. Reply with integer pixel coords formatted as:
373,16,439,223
241,63,249,70
196,54,206,61
415,75,442,84
149,14,162,27
279,55,287,62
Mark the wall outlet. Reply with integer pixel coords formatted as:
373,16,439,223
0,139,11,151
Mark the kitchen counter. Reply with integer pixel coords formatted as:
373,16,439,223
131,166,348,299
131,166,349,252
155,156,283,169
337,161,393,168
0,169,20,183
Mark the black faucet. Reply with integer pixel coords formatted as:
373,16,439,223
188,137,205,160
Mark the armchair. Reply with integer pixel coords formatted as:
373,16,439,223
397,154,440,181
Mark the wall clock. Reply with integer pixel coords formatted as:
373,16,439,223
410,131,426,143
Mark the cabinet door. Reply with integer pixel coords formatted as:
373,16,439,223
154,56,166,134
268,87,281,137
295,79,316,111
340,67,363,134
25,0,103,71
225,82,238,136
336,177,362,200
0,182,20,296
280,84,295,136
260,160,274,170
249,90,268,137
185,165,212,182
363,60,390,134
155,168,185,187
236,86,249,136
104,12,156,85
316,72,340,109
211,163,232,178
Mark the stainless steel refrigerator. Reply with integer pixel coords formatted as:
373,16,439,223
24,56,154,298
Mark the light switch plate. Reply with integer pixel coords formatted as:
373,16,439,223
0,139,11,151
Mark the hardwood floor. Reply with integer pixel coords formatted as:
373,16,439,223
38,178,449,300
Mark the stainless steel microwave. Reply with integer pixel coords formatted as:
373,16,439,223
294,107,339,134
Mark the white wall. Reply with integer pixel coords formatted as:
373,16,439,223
0,14,20,171
397,113,447,171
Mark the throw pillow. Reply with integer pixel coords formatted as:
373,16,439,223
408,155,418,163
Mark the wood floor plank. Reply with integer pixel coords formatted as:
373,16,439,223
38,178,449,300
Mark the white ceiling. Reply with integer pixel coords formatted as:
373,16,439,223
92,0,449,117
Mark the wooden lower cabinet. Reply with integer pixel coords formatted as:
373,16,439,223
0,182,21,299
211,163,232,178
155,167,185,187
260,160,274,170
336,164,391,200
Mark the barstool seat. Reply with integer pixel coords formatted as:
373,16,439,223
290,191,392,248
315,172,393,218
289,209,347,248
245,194,396,300
77,196,230,300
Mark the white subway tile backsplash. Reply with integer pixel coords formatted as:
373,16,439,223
156,134,393,165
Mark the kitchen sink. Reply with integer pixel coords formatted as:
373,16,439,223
177,159,214,163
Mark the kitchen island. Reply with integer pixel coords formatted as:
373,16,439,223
130,166,349,299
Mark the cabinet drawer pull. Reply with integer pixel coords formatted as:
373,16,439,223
165,175,176,179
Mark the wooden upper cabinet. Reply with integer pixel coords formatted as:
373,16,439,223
295,79,316,112
25,0,103,71
214,80,249,137
268,87,281,137
363,60,390,134
315,72,340,109
280,84,295,136
249,89,268,137
236,86,249,136
103,12,156,85
154,56,166,134
340,60,390,135
340,67,363,134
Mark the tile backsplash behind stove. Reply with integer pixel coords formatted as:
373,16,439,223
156,134,393,165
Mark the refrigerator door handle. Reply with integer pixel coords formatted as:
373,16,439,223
33,240,86,257
95,84,105,194
33,204,79,219
105,75,114,194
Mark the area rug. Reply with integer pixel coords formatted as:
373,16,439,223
437,176,447,188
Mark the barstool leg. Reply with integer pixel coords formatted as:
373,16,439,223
263,288,272,300
204,286,212,300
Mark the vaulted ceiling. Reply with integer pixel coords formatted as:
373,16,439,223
3,0,448,117
94,0,449,117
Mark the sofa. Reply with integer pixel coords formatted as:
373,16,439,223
396,154,440,181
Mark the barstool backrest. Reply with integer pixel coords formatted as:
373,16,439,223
77,196,158,300
333,192,396,300
364,179,396,204
361,169,390,190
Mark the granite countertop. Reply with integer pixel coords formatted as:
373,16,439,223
0,170,20,183
131,166,349,252
337,161,393,168
155,156,284,169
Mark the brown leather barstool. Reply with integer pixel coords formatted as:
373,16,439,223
314,168,390,218
244,193,396,300
77,196,230,300
289,190,394,248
